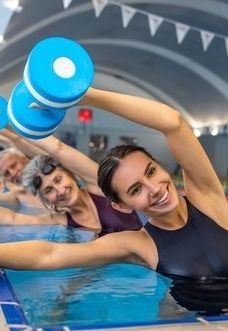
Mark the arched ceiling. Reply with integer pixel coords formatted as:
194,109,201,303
0,0,228,128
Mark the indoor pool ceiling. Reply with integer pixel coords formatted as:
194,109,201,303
0,0,228,128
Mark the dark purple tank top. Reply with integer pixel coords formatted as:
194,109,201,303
66,193,142,235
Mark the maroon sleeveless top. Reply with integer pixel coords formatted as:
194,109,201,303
66,193,142,235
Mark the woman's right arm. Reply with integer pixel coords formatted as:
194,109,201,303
0,206,66,225
0,230,156,270
1,129,101,194
0,129,45,159
29,135,100,191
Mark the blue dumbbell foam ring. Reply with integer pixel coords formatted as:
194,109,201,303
0,96,8,129
23,37,94,109
8,81,66,139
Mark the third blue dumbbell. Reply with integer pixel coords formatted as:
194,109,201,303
7,36,94,139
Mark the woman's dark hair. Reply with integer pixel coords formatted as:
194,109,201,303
98,144,156,203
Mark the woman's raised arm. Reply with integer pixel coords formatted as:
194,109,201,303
81,88,225,201
29,135,100,192
1,129,101,194
1,129,45,159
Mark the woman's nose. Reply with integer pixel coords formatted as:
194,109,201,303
145,180,160,196
56,185,65,197
9,169,17,180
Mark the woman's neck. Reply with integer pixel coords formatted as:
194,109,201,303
70,189,102,230
149,196,188,230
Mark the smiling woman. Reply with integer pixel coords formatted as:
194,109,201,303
0,87,227,279
21,152,144,235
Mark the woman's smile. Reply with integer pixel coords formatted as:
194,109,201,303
150,189,170,208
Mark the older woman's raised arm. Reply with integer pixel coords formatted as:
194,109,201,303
1,129,101,194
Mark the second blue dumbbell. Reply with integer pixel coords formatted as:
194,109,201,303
8,36,94,139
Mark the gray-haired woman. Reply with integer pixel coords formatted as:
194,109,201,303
0,146,142,235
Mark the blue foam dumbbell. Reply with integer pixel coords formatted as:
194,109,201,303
24,36,94,109
7,36,94,139
8,82,67,139
0,97,8,129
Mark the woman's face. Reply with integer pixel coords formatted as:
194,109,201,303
39,167,79,208
111,151,179,217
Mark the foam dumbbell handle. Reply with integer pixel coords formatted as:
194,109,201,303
0,97,9,129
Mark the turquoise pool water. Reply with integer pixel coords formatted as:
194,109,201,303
6,264,193,327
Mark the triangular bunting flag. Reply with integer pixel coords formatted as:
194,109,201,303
148,14,163,36
175,22,190,44
200,30,214,51
225,38,228,57
121,5,136,28
62,0,74,9
92,0,108,18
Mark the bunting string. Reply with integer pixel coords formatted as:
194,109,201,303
91,0,228,55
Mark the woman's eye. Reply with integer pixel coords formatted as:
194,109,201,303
44,187,53,195
10,163,16,169
131,185,142,196
147,167,156,177
55,176,61,183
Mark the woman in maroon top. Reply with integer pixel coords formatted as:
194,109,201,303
2,130,143,234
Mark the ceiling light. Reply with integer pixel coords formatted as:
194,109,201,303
209,126,219,136
3,0,21,11
193,128,202,137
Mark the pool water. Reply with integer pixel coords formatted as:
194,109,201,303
1,225,228,328
6,264,193,327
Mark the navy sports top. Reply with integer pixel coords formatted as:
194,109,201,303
144,197,228,278
66,193,144,235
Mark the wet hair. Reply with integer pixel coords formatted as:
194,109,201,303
22,154,76,214
98,144,156,203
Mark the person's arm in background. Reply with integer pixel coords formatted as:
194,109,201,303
0,187,22,206
1,129,101,195
0,132,14,149
0,129,45,159
0,205,66,225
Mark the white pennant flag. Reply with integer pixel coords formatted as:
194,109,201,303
62,0,73,9
92,0,108,17
200,30,214,51
148,14,163,36
175,22,190,44
225,38,228,57
121,5,136,28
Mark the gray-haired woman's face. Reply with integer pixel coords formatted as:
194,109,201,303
39,167,80,208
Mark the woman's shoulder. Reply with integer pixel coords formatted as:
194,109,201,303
185,192,228,230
